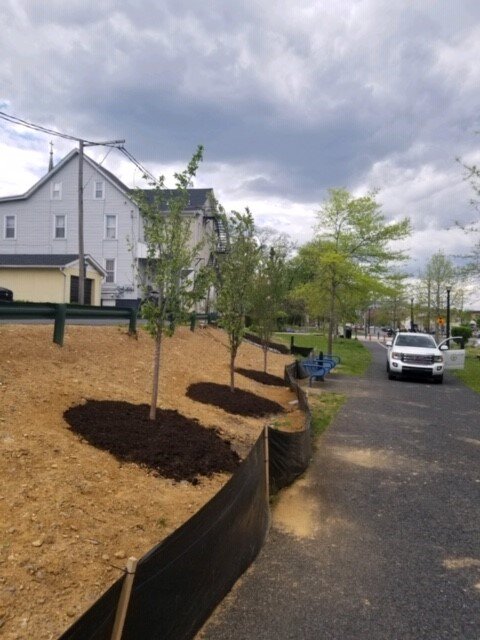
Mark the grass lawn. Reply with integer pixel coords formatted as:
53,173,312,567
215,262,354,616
309,392,346,438
274,332,371,376
453,345,480,393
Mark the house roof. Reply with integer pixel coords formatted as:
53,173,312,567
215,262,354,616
133,188,214,211
0,254,106,275
0,149,131,203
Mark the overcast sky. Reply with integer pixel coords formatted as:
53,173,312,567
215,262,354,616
1,0,480,296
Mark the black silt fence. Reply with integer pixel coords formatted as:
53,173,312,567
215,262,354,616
269,363,312,492
290,345,313,358
59,434,269,640
243,332,290,354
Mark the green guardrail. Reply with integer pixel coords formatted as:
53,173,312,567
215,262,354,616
0,301,137,346
189,312,219,331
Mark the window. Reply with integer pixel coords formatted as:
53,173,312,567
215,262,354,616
94,180,105,199
54,215,66,239
105,259,116,283
51,182,62,200
4,215,16,239
105,215,117,240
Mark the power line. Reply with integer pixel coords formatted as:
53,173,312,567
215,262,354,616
117,146,160,185
0,110,123,146
0,110,160,186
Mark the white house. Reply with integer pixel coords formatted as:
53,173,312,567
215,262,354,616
0,149,223,307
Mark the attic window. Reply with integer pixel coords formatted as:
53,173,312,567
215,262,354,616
94,180,105,199
51,182,62,200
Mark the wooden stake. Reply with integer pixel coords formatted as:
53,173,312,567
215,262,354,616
110,556,138,640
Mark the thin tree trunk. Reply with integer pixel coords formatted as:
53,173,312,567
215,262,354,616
230,351,236,392
327,283,336,354
150,330,163,420
263,344,268,373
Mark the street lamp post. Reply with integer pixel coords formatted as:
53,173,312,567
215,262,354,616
410,297,414,332
446,286,451,339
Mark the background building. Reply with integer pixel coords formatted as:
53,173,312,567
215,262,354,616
0,149,221,307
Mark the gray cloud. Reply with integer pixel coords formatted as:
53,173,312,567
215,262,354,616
1,0,480,279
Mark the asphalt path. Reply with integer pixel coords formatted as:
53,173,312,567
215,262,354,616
199,340,480,640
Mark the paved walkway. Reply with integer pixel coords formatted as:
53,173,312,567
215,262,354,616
199,341,480,639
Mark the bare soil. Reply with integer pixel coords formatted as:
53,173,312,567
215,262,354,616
0,324,300,639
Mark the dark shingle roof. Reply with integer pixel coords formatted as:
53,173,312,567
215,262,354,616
132,188,213,211
0,254,106,275
0,254,80,267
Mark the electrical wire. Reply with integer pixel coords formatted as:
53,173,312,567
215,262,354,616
0,110,158,186
116,146,160,185
0,110,123,146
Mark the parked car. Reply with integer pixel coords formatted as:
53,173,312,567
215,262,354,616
0,287,13,302
386,331,446,383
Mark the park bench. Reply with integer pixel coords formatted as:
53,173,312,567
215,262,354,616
299,361,329,385
312,354,341,368
299,353,341,385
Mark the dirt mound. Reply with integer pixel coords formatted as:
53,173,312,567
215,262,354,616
186,382,285,416
64,400,240,484
235,367,285,386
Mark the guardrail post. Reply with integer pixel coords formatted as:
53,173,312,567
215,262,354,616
53,304,66,346
128,308,137,336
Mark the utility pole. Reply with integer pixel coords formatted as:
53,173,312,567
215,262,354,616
446,286,451,340
77,138,124,304
78,140,85,305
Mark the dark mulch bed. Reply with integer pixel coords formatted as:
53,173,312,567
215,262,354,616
186,382,285,417
235,368,285,387
64,400,240,484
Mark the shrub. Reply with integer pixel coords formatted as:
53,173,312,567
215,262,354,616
451,325,472,346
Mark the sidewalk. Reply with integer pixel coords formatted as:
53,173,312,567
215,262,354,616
198,341,480,639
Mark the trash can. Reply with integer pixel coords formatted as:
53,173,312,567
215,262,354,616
345,327,352,339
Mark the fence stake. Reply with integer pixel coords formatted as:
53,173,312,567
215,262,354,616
110,556,138,640
264,425,270,500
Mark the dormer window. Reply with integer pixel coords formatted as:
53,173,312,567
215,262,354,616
51,181,62,200
94,180,105,199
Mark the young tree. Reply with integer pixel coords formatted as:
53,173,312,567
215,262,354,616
214,208,260,391
419,251,458,338
134,146,204,419
314,188,411,353
249,238,290,372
